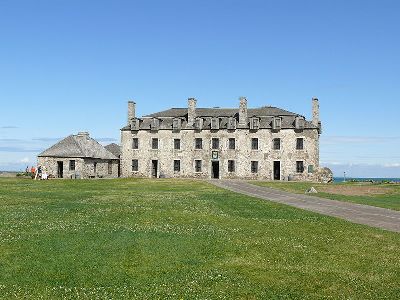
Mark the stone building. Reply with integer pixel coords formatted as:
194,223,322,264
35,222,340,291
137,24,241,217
120,97,322,181
38,132,119,179
105,143,121,177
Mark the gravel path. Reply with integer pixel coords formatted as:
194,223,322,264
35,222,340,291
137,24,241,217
209,180,400,233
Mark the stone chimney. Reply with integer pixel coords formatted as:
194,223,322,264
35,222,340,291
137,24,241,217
312,97,319,126
238,97,248,126
187,98,197,127
128,101,136,125
76,132,90,140
77,131,89,137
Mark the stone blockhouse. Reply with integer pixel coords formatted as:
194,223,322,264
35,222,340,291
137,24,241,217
120,97,322,181
38,132,119,179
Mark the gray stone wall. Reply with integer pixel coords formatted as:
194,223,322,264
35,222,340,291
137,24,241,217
37,157,119,179
120,127,320,181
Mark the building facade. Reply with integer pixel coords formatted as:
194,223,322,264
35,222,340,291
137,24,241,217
120,97,322,181
38,132,119,179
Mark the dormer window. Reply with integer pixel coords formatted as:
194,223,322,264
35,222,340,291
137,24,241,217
194,118,203,130
250,117,260,130
295,116,305,130
172,118,181,131
151,118,160,131
272,117,282,130
227,117,236,130
211,117,219,130
131,118,140,131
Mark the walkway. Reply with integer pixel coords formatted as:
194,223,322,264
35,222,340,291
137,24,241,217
208,180,400,233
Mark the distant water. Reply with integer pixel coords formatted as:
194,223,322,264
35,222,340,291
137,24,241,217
333,177,400,183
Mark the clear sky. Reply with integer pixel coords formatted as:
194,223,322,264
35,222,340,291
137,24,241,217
1,0,399,177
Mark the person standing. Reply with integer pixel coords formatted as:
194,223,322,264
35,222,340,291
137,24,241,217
30,166,36,179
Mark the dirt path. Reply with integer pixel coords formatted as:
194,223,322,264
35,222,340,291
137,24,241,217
208,180,400,233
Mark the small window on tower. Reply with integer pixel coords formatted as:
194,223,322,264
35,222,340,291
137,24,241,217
251,161,259,173
195,138,203,149
132,138,139,149
228,138,235,149
132,159,138,172
296,161,304,173
174,139,181,150
296,138,304,150
195,160,202,172
273,138,281,150
212,138,219,149
152,138,159,149
228,160,235,172
251,138,259,150
174,160,181,172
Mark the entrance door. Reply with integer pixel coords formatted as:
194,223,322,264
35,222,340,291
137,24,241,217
273,161,280,180
151,160,158,178
212,161,219,179
57,161,63,178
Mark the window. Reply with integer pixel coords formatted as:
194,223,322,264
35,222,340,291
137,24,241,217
273,117,282,130
251,161,258,173
195,160,202,172
228,160,235,172
174,160,180,172
273,138,281,150
295,116,305,130
172,118,181,131
195,118,203,130
211,118,219,129
212,138,219,149
228,138,235,150
250,118,260,130
132,138,139,149
174,139,181,150
308,165,314,173
296,138,304,150
296,161,304,173
195,138,203,149
151,118,160,130
152,138,159,149
69,160,75,171
131,119,140,131
227,117,236,129
251,138,259,150
132,159,138,172
108,161,112,175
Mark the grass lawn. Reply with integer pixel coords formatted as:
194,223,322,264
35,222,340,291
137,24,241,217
0,178,399,299
251,181,400,211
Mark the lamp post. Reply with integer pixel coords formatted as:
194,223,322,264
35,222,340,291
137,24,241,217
343,171,346,182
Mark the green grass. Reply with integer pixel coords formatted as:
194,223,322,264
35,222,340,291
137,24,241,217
0,178,399,299
251,181,400,211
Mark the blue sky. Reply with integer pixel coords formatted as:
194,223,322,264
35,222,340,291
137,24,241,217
1,0,399,177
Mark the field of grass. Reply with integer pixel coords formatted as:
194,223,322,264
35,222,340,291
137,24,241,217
0,178,399,299
251,181,400,211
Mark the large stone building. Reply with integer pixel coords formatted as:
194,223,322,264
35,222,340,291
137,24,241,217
38,132,119,179
120,97,322,181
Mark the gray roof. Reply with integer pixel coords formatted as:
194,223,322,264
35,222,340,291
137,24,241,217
105,143,121,158
121,105,318,131
38,133,118,159
143,106,298,118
